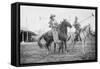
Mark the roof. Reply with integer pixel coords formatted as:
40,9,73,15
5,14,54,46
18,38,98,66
21,29,37,36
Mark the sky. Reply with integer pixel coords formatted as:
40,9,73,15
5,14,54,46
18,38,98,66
20,5,95,34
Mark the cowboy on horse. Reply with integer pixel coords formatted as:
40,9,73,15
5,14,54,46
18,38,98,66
48,14,61,44
73,16,81,41
38,14,72,52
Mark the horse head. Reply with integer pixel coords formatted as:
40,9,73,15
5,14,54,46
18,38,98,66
61,19,72,28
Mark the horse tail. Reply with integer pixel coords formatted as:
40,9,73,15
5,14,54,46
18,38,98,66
38,35,44,48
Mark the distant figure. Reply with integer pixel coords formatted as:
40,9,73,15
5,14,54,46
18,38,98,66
48,14,60,43
73,16,81,41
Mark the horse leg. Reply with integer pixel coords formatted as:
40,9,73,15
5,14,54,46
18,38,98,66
46,41,52,51
65,40,67,52
58,43,61,53
58,41,63,53
61,41,64,53
72,39,75,51
82,40,85,54
45,43,50,51
54,42,56,53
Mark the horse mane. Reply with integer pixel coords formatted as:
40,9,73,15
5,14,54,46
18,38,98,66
81,24,90,32
57,21,67,34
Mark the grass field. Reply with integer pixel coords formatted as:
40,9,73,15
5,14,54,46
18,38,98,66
20,37,96,64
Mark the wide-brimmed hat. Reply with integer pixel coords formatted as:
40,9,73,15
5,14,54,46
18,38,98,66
63,18,67,21
50,14,56,19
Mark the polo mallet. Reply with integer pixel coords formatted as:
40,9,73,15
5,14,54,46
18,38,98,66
79,13,94,23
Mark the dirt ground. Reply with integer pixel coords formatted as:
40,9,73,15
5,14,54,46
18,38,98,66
20,37,96,64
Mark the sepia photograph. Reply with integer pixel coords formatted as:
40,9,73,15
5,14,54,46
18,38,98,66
20,4,96,64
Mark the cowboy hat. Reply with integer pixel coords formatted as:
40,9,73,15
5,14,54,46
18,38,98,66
50,14,56,19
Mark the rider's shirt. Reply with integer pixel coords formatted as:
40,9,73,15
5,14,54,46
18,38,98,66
49,19,58,29
48,18,60,43
73,23,80,30
73,19,81,31
73,19,81,34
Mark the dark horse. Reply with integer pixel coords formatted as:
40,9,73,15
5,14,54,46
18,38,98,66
38,19,72,53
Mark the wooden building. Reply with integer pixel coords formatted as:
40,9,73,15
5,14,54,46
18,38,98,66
20,30,37,43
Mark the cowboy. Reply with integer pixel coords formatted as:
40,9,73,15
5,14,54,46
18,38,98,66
48,14,60,43
73,16,81,41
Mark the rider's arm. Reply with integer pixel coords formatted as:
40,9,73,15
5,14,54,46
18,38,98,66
78,23,81,27
49,21,53,28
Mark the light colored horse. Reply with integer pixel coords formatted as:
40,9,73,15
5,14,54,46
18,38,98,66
70,24,91,54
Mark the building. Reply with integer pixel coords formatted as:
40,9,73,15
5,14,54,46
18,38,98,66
20,29,37,43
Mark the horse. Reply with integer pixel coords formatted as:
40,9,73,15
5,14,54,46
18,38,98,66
70,23,92,54
38,19,72,53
